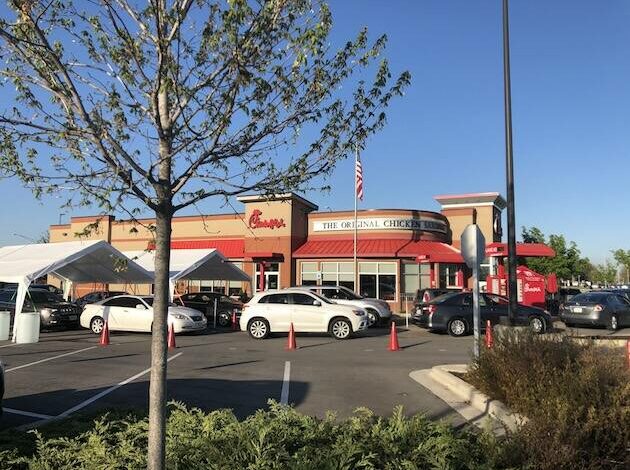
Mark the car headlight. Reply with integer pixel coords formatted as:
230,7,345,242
40,308,53,317
171,314,187,320
352,310,365,316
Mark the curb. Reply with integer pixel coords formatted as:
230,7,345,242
423,364,526,432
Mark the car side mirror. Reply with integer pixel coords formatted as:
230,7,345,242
135,304,146,310
312,300,322,307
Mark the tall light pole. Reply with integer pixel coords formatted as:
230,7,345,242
502,0,517,325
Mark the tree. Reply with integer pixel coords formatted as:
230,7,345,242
591,260,617,286
520,226,592,281
0,2,410,468
611,249,630,284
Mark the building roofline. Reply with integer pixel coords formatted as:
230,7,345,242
236,192,318,210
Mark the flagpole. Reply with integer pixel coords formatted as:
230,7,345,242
353,145,359,295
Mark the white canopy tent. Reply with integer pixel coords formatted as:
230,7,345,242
0,240,154,340
123,249,251,301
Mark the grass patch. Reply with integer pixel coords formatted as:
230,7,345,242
0,402,496,469
467,331,630,469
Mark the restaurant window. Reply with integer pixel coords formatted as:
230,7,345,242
359,262,396,301
227,261,244,296
321,262,355,291
200,280,226,294
402,263,431,295
439,264,460,288
300,262,319,286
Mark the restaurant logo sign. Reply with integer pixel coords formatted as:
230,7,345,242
313,217,447,233
249,209,286,230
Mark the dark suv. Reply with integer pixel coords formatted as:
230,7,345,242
178,292,243,327
0,288,81,329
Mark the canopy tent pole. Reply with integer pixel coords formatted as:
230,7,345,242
11,279,31,342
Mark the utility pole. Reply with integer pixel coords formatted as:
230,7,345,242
502,0,517,325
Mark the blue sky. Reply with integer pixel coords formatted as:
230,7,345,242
1,0,629,263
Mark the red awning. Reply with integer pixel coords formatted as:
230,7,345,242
486,242,555,258
148,239,245,258
293,238,464,263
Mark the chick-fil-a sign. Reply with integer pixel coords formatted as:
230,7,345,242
249,209,286,230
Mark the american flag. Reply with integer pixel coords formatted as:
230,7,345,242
355,155,364,201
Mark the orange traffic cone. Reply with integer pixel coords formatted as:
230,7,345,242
231,311,238,331
99,321,110,346
388,321,400,351
285,322,297,350
167,323,177,350
485,320,494,349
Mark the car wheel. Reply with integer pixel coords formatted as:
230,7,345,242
608,314,619,331
90,316,105,335
529,316,546,334
366,309,380,328
447,318,468,337
329,318,352,340
247,318,269,339
217,311,231,327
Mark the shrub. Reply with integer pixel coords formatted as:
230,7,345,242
0,402,495,469
466,331,630,470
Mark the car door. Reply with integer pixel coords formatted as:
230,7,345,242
290,292,326,332
260,293,292,332
100,297,130,330
123,297,153,331
483,294,507,325
459,293,492,325
612,295,630,327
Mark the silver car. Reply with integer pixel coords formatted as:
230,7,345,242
295,285,392,327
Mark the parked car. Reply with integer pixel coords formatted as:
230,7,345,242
0,288,80,329
75,291,128,309
559,291,630,330
177,292,243,327
80,295,207,334
412,291,551,337
295,285,391,327
240,289,369,340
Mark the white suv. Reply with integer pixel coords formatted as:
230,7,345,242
240,289,369,340
296,285,392,327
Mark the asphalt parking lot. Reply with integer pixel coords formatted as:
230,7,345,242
1,321,628,431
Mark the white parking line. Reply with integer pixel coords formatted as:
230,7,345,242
58,352,183,418
3,408,54,420
280,361,291,405
5,346,97,372
0,343,18,349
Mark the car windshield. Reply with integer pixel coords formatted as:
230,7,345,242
142,297,176,307
29,290,63,304
304,290,333,304
335,286,362,300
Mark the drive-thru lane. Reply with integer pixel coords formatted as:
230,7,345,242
0,326,476,430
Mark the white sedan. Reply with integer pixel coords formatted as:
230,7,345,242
80,295,207,334
240,289,369,340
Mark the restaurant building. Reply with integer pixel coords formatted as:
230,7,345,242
49,192,506,310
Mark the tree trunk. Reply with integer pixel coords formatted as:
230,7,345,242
147,208,172,470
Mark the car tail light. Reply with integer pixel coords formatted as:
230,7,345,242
428,304,437,316
594,304,603,312
422,292,430,303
